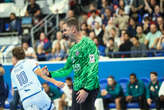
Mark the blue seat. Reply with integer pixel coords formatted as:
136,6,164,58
141,77,149,85
100,79,107,90
118,78,129,92
159,77,164,82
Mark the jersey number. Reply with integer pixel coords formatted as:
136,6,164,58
16,71,28,86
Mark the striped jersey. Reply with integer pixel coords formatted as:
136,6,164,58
50,37,99,91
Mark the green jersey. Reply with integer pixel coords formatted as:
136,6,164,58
50,37,99,91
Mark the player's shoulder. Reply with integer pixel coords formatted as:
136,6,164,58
83,36,95,45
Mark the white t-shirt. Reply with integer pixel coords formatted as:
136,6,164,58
159,82,164,96
61,83,72,106
24,47,35,56
11,59,43,102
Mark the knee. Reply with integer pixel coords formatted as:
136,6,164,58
115,98,121,105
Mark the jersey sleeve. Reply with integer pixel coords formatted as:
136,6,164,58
50,55,73,78
83,40,99,91
30,60,41,72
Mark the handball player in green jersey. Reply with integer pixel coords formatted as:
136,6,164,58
43,17,99,110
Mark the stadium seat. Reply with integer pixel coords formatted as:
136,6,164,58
141,77,149,85
99,78,107,90
159,77,164,82
118,78,129,92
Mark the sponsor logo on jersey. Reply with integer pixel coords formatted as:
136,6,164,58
89,54,95,63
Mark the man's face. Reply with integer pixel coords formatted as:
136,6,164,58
66,80,72,88
150,74,157,82
56,32,62,40
150,24,157,33
107,78,114,86
30,0,35,4
62,23,76,42
157,17,163,25
10,14,15,20
130,76,136,84
22,43,28,50
131,37,138,46
137,26,143,34
42,84,50,93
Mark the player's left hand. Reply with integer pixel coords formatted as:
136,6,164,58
41,66,50,76
76,89,89,104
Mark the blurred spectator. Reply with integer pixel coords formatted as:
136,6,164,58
136,25,146,44
36,32,51,52
93,37,106,56
152,5,162,21
78,13,88,25
22,42,37,59
25,0,41,24
127,17,137,38
80,22,90,35
125,73,148,109
105,38,118,58
119,30,133,57
145,23,161,49
9,13,22,35
42,82,62,110
89,31,96,40
130,0,145,17
66,9,75,18
103,27,120,46
156,29,164,50
100,0,113,16
88,3,99,17
124,0,133,14
87,10,102,30
36,44,46,61
113,8,129,30
52,31,66,51
49,42,66,61
146,72,162,109
143,16,150,34
58,20,65,31
115,0,128,15
101,76,125,110
0,19,3,32
144,0,158,15
0,64,8,110
59,77,73,110
130,36,147,57
156,16,164,32
94,21,104,46
101,8,112,27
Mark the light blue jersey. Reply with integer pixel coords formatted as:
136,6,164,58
11,59,54,110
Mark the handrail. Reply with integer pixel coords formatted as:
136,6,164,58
30,13,59,48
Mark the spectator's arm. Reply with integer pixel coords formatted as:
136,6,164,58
34,10,41,17
151,37,159,49
159,82,164,96
160,0,164,13
157,37,163,50
144,0,152,13
0,64,5,75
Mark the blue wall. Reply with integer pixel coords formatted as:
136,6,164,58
3,58,164,89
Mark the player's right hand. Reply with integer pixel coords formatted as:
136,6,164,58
101,89,108,96
41,66,50,76
55,81,65,88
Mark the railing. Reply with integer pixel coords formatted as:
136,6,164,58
30,13,59,48
1,50,164,64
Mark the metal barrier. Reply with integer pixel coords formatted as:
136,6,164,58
30,13,59,48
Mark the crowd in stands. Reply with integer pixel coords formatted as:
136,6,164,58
0,0,164,61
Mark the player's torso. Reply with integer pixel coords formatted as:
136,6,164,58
12,60,42,101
